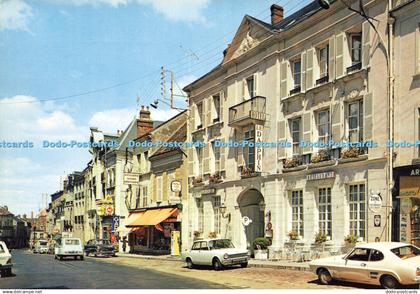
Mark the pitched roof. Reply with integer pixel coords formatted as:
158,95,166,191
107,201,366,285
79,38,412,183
149,122,187,158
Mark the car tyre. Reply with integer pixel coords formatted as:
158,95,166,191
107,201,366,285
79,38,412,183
212,258,223,271
5,268,12,277
318,268,333,285
186,258,194,269
80,256,84,261
380,275,400,289
59,255,63,261
54,255,57,260
240,262,248,268
0,269,5,278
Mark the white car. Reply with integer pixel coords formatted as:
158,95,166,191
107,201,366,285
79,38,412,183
33,239,49,254
54,238,84,261
0,241,13,277
309,242,420,289
182,239,249,271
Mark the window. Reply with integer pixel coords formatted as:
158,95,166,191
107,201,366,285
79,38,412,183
291,118,302,156
196,198,204,232
319,45,329,78
317,110,330,144
349,184,366,239
196,146,203,176
369,250,384,261
246,76,256,98
291,190,304,237
156,175,163,202
168,171,175,199
391,245,420,259
292,59,301,89
197,102,203,129
350,34,362,65
347,248,370,261
243,126,255,171
319,188,332,237
213,95,221,122
348,100,364,142
212,141,220,172
192,242,201,250
213,196,221,235
142,186,148,207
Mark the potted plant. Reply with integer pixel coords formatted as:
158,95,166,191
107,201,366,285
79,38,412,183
341,148,360,159
253,237,270,260
208,231,217,238
343,234,357,253
311,149,330,163
209,173,222,184
288,231,299,241
193,230,203,240
241,167,253,177
283,157,299,168
314,232,327,244
192,176,203,186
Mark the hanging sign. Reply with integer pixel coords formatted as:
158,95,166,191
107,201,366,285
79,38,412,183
255,125,263,173
171,180,182,192
368,194,382,213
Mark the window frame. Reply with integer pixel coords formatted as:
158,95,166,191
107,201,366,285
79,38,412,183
291,58,302,89
318,187,332,238
317,109,330,145
349,33,362,65
290,117,302,156
291,190,304,237
213,196,221,235
319,45,329,78
348,100,364,142
348,183,366,240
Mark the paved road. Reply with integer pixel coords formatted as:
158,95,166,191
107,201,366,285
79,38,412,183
0,250,225,289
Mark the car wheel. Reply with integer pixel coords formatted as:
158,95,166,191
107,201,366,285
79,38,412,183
240,262,248,268
212,258,223,271
80,256,84,261
0,269,5,278
186,258,194,269
94,251,98,257
380,275,400,289
318,268,333,285
59,256,63,261
6,269,12,277
54,255,57,260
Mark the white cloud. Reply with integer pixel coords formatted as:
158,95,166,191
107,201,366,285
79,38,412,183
89,108,135,134
0,0,33,31
150,108,179,122
0,95,87,142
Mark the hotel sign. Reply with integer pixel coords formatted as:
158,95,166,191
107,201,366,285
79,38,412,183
306,171,335,181
255,124,263,173
202,188,216,195
124,173,140,185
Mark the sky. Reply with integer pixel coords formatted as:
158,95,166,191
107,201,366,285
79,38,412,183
0,0,312,215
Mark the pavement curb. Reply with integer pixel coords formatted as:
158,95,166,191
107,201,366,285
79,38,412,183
116,253,310,271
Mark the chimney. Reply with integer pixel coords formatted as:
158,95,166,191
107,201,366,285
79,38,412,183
137,105,153,138
270,4,284,26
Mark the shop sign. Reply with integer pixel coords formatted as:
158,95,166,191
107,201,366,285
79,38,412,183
255,124,263,173
112,216,120,232
242,216,252,227
202,188,216,195
306,171,335,181
124,173,140,185
97,206,105,216
105,205,114,216
171,180,182,192
399,176,420,197
374,215,381,227
368,194,382,213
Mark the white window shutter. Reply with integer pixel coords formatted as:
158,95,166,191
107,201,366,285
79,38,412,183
301,51,307,92
219,138,225,171
206,97,211,127
362,21,371,68
203,143,210,175
236,130,244,166
363,93,373,141
335,33,345,78
331,101,343,142
302,112,312,154
253,73,258,97
306,48,315,89
277,121,287,159
280,60,288,98
328,36,336,81
219,90,224,121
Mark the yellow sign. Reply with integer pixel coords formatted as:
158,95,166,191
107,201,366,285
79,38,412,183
97,206,105,216
400,176,420,198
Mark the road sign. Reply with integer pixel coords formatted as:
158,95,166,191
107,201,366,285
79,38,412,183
242,216,252,227
105,205,114,216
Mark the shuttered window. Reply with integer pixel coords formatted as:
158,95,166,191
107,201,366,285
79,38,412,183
348,100,364,142
291,190,304,237
291,118,301,156
213,196,221,235
292,59,301,89
243,126,255,171
317,110,330,145
350,34,362,65
319,45,329,78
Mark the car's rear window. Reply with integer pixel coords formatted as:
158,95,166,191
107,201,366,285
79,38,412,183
40,241,48,246
65,239,80,245
391,245,420,259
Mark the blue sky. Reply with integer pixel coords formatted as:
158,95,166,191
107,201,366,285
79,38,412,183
0,0,311,215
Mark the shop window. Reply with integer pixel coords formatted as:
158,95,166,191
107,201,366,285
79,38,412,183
348,100,364,142
291,190,304,237
319,187,332,237
349,184,366,240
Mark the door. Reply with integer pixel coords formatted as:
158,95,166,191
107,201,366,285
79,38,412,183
189,241,201,264
342,248,371,283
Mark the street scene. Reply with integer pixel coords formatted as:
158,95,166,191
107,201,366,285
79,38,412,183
1,0,420,291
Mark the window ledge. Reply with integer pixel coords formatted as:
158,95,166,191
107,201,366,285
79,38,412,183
281,91,304,102
338,154,368,164
282,165,307,173
207,121,224,129
307,159,337,169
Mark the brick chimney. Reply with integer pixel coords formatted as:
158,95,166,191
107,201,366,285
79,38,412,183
270,4,284,26
137,105,153,138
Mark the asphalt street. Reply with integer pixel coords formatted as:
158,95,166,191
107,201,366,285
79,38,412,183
0,250,225,289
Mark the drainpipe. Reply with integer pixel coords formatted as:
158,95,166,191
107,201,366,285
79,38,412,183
387,0,395,242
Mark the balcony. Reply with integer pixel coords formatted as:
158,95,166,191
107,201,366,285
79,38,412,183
346,62,362,74
228,96,267,127
316,75,329,86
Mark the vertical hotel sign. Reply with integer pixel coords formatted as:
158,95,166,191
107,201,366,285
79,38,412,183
255,124,263,172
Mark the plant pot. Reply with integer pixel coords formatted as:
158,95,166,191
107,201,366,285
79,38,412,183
254,249,268,260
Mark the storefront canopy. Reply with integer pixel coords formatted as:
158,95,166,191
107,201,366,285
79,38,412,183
126,208,178,227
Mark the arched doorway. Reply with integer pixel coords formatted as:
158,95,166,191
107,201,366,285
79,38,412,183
237,189,265,251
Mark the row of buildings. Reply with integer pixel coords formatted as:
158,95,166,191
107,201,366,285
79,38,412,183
46,0,420,257
0,206,32,249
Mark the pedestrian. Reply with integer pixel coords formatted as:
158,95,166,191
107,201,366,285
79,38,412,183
122,236,127,253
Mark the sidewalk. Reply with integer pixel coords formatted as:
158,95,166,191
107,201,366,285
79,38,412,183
116,252,310,271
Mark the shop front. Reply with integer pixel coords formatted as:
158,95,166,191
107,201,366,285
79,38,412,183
126,206,181,255
393,165,420,247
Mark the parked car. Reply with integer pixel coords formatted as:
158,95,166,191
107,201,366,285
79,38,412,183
182,239,249,271
84,239,115,257
309,242,420,289
54,238,84,261
0,241,13,277
33,239,49,254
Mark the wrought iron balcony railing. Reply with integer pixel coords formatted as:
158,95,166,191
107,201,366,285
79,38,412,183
316,75,329,86
289,86,301,96
347,62,362,74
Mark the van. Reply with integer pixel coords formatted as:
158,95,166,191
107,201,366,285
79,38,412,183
54,238,84,261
